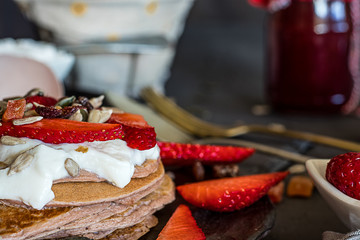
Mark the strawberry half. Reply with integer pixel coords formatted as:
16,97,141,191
157,204,205,240
0,118,124,144
107,112,156,150
25,95,58,108
158,141,255,165
177,171,289,212
326,152,360,200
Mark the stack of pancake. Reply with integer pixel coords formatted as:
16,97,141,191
0,158,174,240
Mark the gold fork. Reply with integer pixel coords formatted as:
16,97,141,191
141,87,360,152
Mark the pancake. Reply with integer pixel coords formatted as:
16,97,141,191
1,161,165,208
50,161,165,206
35,175,174,240
0,174,175,240
53,158,160,184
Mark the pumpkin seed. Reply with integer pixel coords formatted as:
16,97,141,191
8,151,34,175
3,96,23,101
24,88,44,97
64,158,80,177
0,101,7,115
80,109,88,121
56,96,76,107
13,116,43,126
88,109,112,123
89,95,104,109
1,136,26,145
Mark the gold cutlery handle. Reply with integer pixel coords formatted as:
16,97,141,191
142,87,360,152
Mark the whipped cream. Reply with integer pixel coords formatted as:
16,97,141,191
0,138,159,210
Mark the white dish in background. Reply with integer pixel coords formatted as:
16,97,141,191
0,55,64,99
306,159,360,230
15,0,194,97
16,0,194,44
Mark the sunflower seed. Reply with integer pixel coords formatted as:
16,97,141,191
1,136,26,145
32,102,45,108
13,116,43,126
24,109,38,117
68,109,83,121
0,161,8,170
8,151,34,175
88,109,112,123
89,95,104,109
25,103,33,111
2,156,14,165
64,158,80,177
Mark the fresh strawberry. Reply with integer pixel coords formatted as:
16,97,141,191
158,142,255,165
2,99,26,122
177,171,289,212
107,112,156,150
326,152,360,200
0,118,124,144
157,204,205,240
25,95,57,108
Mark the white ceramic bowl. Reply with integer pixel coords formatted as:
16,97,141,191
306,159,360,230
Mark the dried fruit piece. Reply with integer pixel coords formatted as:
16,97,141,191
287,175,314,198
35,106,80,119
76,96,93,111
326,152,360,200
268,181,285,203
177,171,289,212
157,204,205,240
0,118,124,144
2,98,26,122
107,112,156,150
212,164,239,178
192,161,205,181
158,142,255,166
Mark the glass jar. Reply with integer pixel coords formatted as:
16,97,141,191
266,0,360,114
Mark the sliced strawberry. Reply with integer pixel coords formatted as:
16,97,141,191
177,171,289,212
25,95,57,108
157,204,205,240
107,112,156,150
2,99,26,122
158,142,255,165
0,118,124,144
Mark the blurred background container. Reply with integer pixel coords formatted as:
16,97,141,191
14,0,194,97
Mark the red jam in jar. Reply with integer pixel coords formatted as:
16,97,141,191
266,0,360,114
